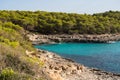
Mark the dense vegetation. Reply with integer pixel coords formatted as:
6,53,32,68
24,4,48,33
0,20,44,80
0,10,120,34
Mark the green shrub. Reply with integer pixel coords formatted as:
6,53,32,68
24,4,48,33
4,39,10,44
0,68,33,80
5,54,35,76
0,68,17,80
0,36,4,42
10,41,19,48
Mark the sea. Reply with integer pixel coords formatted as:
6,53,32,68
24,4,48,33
35,42,120,73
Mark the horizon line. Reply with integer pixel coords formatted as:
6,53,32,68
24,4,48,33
0,9,120,15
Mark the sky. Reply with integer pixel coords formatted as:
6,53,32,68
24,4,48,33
0,0,120,14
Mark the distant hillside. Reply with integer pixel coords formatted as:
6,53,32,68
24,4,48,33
0,10,120,34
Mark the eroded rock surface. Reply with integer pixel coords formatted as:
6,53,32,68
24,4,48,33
36,49,120,80
27,34,120,44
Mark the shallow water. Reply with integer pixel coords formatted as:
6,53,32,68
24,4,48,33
35,42,120,73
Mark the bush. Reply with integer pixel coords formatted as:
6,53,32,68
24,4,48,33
10,41,19,48
0,68,15,79
0,68,33,80
5,54,35,76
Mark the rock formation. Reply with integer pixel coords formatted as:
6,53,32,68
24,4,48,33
36,49,120,80
27,34,120,44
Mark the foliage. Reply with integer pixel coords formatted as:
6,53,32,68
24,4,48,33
0,68,32,80
0,13,45,79
5,54,35,75
1,10,120,34
25,57,44,67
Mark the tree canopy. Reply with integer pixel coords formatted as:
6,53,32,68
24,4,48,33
0,10,120,34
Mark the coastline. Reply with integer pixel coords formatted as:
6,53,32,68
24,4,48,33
37,49,120,80
27,34,120,45
27,33,120,80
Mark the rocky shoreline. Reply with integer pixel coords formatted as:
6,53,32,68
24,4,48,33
35,49,120,80
27,33,120,80
27,34,120,44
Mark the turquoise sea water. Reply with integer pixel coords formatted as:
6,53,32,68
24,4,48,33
35,42,120,73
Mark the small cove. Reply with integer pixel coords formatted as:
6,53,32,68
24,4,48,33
35,42,120,74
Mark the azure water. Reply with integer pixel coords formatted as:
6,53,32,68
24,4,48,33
35,42,120,73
